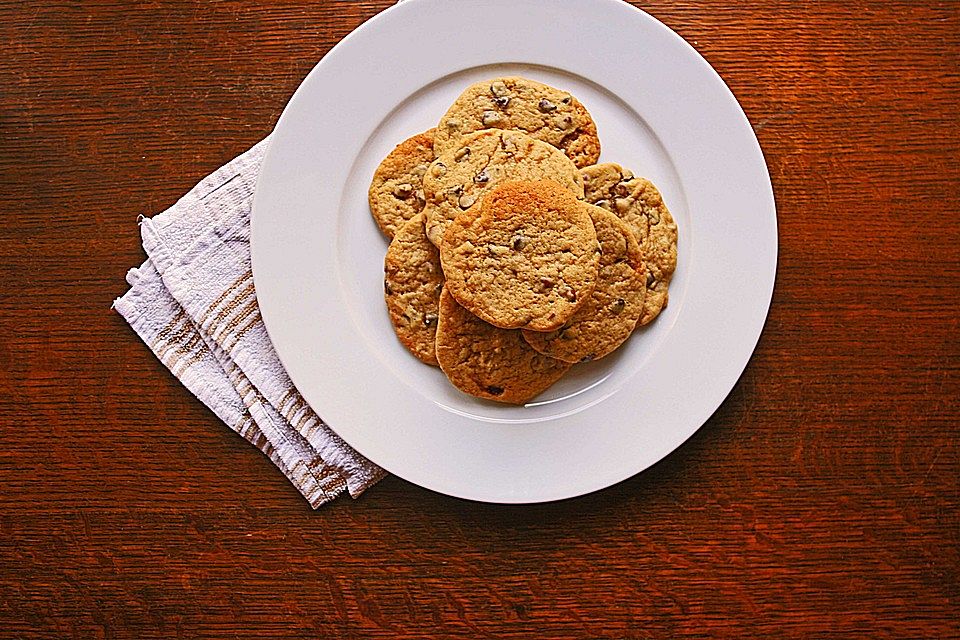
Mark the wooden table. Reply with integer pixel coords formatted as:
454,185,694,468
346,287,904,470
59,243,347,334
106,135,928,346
2,1,957,637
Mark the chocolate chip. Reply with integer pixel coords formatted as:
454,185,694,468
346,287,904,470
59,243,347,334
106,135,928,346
538,98,557,112
474,169,490,183
511,234,529,250
392,183,413,198
611,298,626,314
423,313,438,327
486,385,505,396
458,193,477,209
414,189,426,206
384,279,393,295
647,271,656,288
579,354,596,363
561,287,577,302
482,110,503,127
490,81,509,97
434,283,443,296
493,96,511,109
539,276,556,288
561,96,572,104
431,162,446,177
454,147,470,161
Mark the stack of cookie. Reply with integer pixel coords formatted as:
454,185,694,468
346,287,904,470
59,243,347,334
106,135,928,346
370,76,678,405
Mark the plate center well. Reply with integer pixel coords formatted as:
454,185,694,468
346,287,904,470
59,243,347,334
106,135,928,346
336,63,690,423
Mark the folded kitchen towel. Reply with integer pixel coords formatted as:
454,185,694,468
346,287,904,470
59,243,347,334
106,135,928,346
114,137,386,508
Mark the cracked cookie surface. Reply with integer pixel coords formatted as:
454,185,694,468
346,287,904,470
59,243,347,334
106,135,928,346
384,213,444,365
440,180,599,332
422,129,583,247
435,288,571,404
581,163,678,325
434,76,601,168
368,129,435,238
522,205,646,363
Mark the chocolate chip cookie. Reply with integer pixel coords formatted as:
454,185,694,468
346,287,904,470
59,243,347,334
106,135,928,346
581,163,678,325
440,180,599,332
422,129,584,247
522,205,646,363
435,288,571,404
434,77,601,168
384,213,444,365
368,129,435,238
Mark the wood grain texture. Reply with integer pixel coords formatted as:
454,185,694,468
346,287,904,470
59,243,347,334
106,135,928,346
1,0,958,637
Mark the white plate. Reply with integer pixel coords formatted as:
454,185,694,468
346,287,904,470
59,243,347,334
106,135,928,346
251,0,777,503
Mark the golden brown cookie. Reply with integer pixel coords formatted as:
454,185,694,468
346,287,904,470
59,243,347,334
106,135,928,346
435,289,571,404
422,129,584,247
440,180,599,332
368,129,435,238
384,213,444,365
581,163,678,325
522,205,646,363
434,77,601,168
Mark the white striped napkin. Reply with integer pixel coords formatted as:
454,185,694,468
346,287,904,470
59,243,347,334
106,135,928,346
114,138,386,507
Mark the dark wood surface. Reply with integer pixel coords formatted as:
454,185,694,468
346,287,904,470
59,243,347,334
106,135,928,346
2,1,958,637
